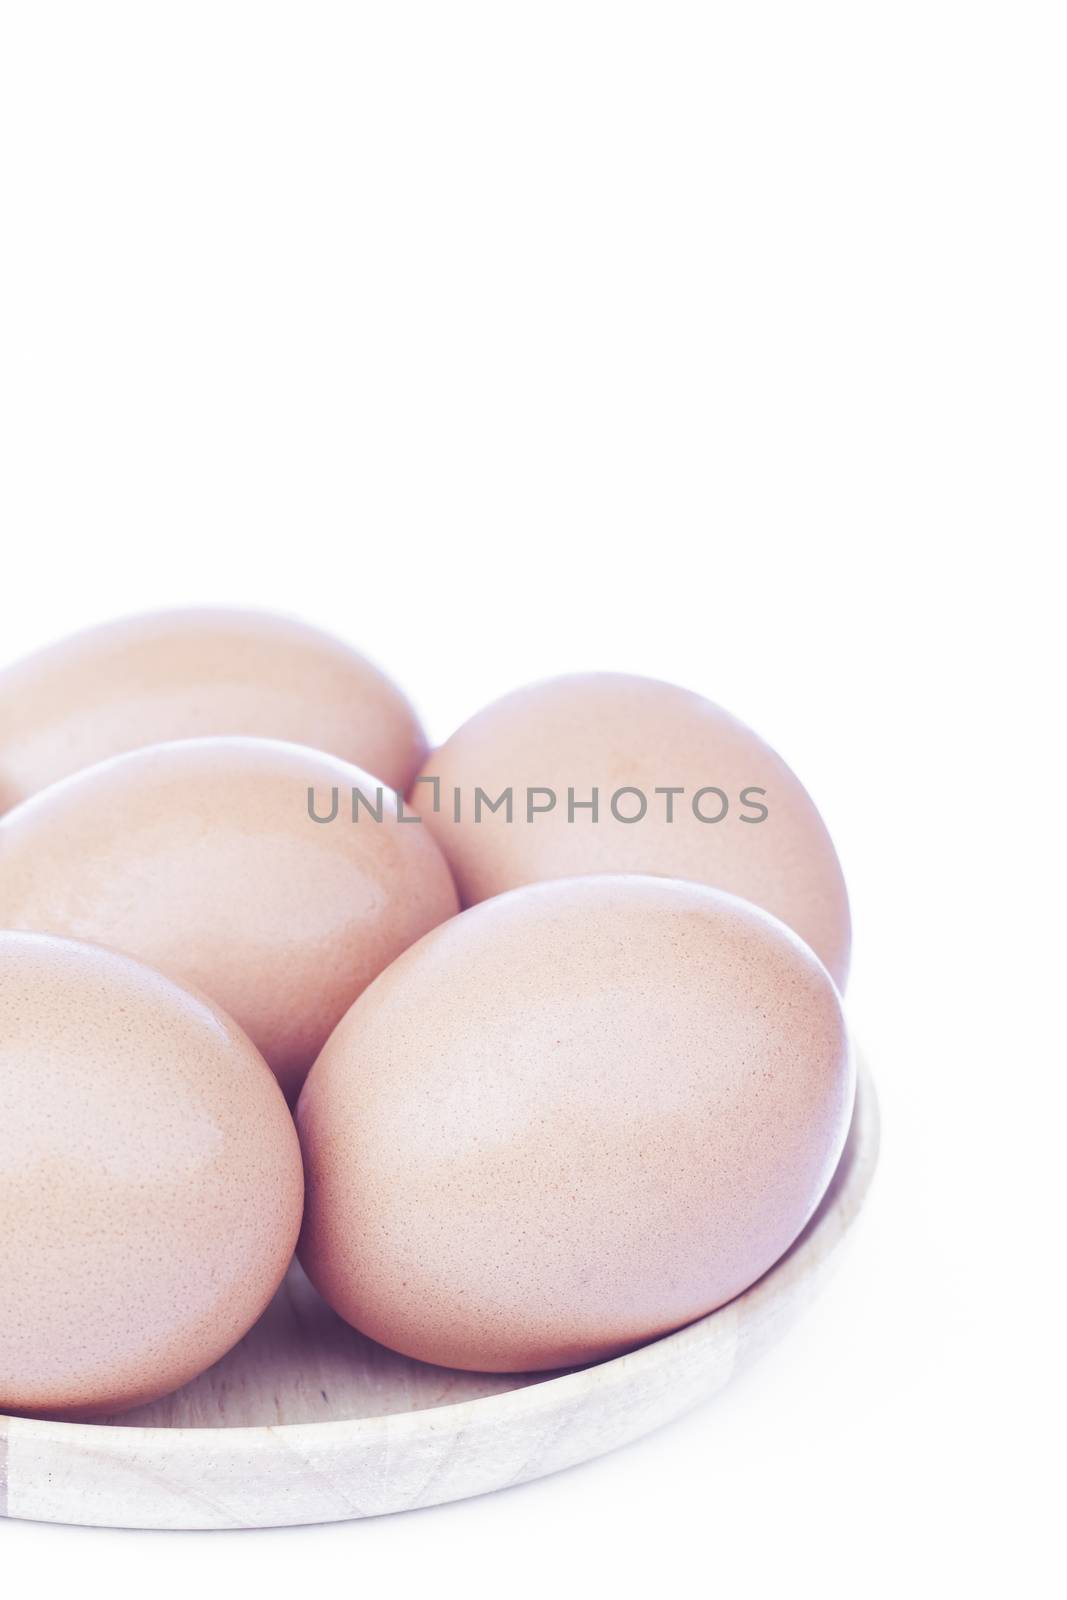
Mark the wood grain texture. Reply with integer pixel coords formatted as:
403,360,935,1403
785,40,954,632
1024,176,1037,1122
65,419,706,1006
0,1064,879,1530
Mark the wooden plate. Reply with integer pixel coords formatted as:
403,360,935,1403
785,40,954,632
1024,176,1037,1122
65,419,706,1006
0,1064,879,1530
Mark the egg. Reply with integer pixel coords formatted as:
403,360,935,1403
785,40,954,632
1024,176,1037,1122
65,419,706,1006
0,607,426,812
414,673,851,988
297,875,854,1372
0,931,303,1419
0,737,459,1099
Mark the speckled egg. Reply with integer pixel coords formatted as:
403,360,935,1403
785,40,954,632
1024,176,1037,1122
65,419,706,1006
0,931,303,1419
0,608,426,812
0,737,459,1099
414,674,851,988
297,876,855,1372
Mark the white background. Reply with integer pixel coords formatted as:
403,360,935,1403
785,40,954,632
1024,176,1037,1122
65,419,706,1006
1,4,1063,1597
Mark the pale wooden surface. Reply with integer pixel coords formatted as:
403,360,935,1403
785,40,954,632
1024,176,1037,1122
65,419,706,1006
0,1064,879,1530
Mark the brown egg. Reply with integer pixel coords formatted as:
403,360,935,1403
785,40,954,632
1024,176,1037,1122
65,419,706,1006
414,674,851,988
297,876,854,1372
0,607,426,812
0,737,459,1099
0,931,303,1419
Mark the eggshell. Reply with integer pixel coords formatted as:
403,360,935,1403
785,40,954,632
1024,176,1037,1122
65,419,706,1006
0,737,459,1099
414,673,851,988
0,607,426,812
297,875,855,1372
0,931,303,1419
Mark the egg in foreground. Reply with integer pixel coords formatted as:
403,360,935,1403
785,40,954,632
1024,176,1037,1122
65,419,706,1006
0,932,303,1419
297,876,854,1372
414,673,851,988
0,736,460,1098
